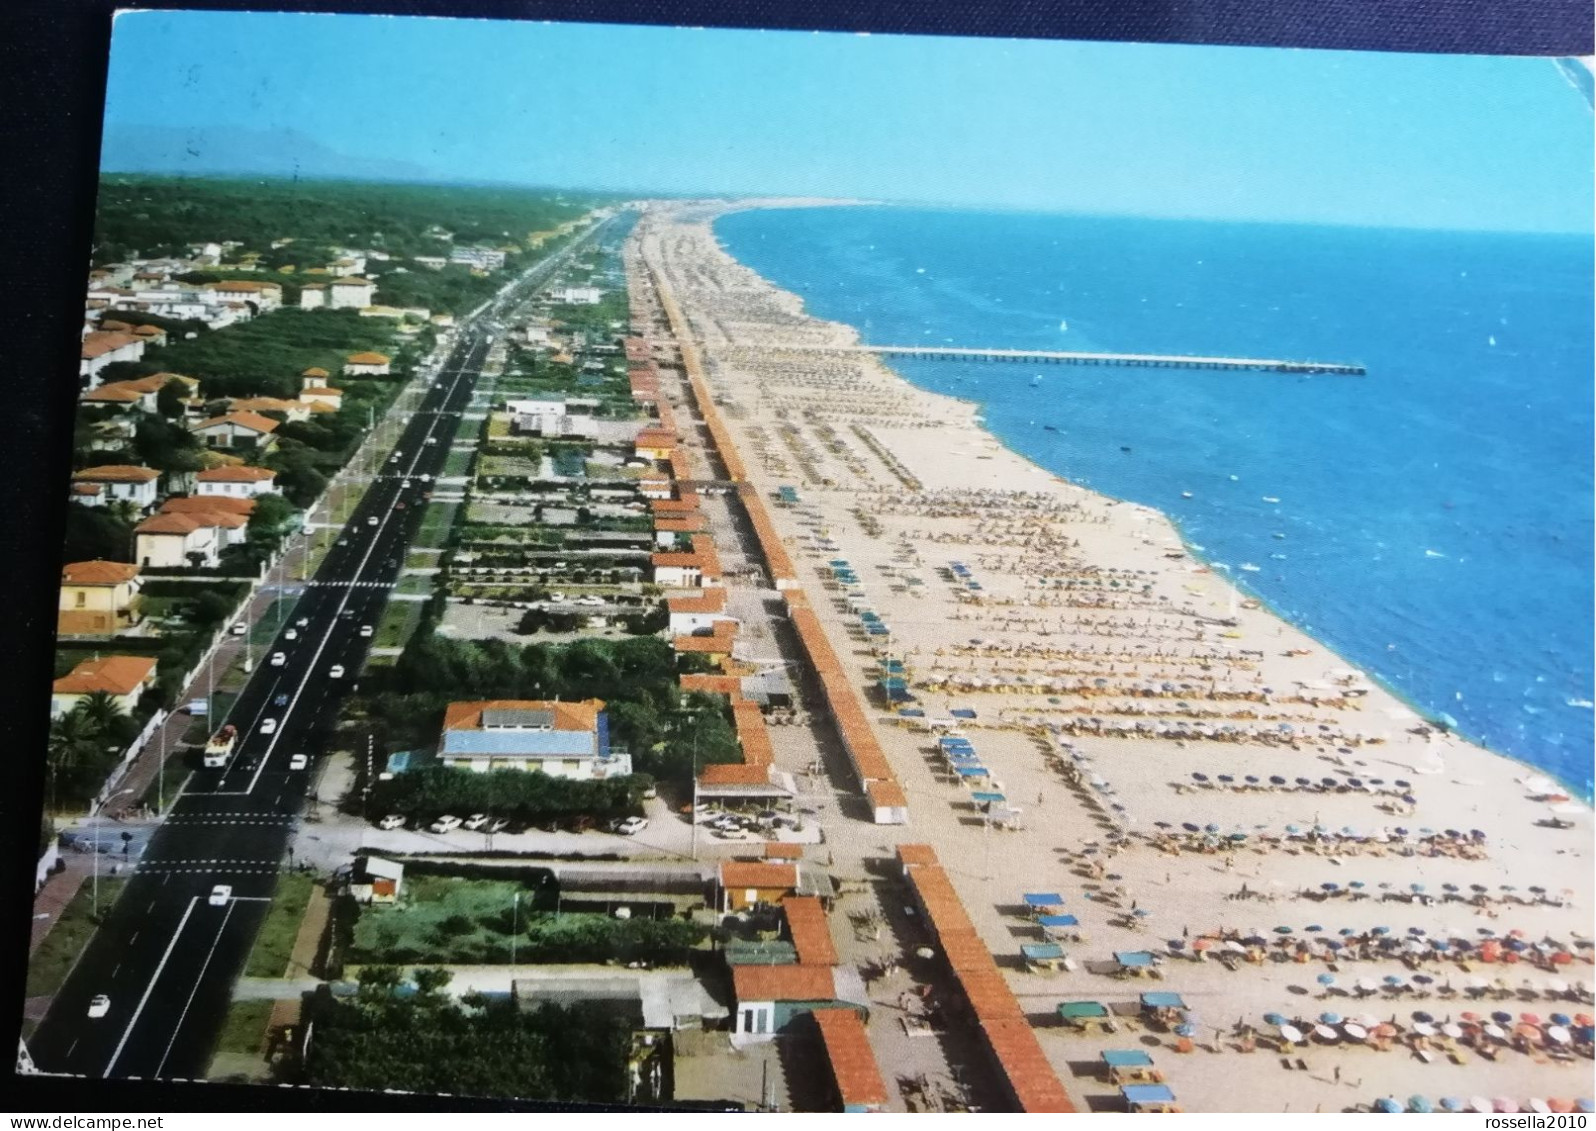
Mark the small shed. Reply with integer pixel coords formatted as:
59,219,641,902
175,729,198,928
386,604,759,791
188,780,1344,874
350,856,404,904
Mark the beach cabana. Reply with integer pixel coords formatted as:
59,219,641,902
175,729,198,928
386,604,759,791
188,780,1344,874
1121,1084,1179,1113
1141,991,1188,1025
1022,942,1068,973
1101,1049,1161,1085
970,790,1006,809
953,763,991,783
1058,1000,1115,1033
1023,892,1065,912
1040,913,1084,942
1114,951,1161,979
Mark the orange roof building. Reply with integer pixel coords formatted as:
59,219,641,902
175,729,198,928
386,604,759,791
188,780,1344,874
51,655,158,714
812,1009,890,1112
782,896,839,966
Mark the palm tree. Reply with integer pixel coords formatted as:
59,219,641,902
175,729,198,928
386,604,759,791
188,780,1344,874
76,690,127,734
47,708,104,812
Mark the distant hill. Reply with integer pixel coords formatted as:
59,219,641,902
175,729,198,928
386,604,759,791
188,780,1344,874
101,123,440,182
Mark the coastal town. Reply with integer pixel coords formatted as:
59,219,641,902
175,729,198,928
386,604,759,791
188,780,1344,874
23,186,1595,1114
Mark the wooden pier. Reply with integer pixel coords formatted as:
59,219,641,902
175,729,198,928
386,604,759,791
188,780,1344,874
726,342,1365,376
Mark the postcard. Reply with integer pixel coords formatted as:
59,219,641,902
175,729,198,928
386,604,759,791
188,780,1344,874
20,9,1593,1115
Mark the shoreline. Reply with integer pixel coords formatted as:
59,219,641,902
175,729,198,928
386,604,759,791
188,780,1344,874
703,207,1592,802
644,197,1593,1112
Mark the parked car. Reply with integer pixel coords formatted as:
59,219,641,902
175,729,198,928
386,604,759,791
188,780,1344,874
229,622,247,636
577,596,604,607
359,625,374,638
329,664,346,679
378,814,406,830
429,815,463,834
87,994,111,1019
367,516,379,527
425,436,438,445
288,753,308,771
259,718,278,735
209,884,232,906
270,652,286,667
273,693,289,707
486,817,510,834
463,813,490,830
401,479,412,489
296,617,310,628
611,816,649,836
716,828,751,841
284,628,298,641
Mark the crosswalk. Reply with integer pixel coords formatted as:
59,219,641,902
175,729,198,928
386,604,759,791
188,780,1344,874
301,579,397,589
165,815,294,827
136,861,287,876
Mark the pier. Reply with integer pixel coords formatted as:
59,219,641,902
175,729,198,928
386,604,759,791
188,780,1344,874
726,342,1365,376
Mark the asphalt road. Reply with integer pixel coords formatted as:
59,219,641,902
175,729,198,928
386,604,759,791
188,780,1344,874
27,220,614,1081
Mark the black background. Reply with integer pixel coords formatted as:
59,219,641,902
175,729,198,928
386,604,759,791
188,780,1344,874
2,0,1591,1114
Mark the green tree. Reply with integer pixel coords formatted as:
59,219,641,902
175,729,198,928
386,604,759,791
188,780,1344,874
413,966,453,998
155,380,185,419
47,708,105,811
62,504,134,563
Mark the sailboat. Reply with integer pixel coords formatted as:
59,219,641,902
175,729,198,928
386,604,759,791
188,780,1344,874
1058,319,1068,332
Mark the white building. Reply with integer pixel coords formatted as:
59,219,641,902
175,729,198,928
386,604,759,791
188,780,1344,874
79,331,146,389
437,700,631,780
449,246,506,271
551,286,602,305
69,464,161,511
196,465,279,498
327,277,377,309
299,284,327,309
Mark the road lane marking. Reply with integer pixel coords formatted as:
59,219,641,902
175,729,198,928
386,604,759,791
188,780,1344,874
154,898,237,1078
104,895,197,1078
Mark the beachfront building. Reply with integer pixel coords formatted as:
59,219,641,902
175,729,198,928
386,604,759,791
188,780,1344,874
207,280,283,313
299,284,326,309
343,351,391,376
551,285,602,305
69,464,161,511
327,277,377,309
79,331,146,389
728,966,869,1043
57,560,144,636
190,410,280,451
50,655,158,718
666,589,734,635
299,374,344,410
438,699,631,779
133,512,222,568
196,465,278,498
449,246,506,271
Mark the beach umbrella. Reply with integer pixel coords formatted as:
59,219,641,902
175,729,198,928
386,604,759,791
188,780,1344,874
1440,1022,1464,1039
1409,926,1427,935
1529,1100,1553,1114
1274,926,1294,934
1468,1098,1494,1114
1491,1011,1514,1025
1579,1100,1595,1114
1412,975,1434,986
1372,926,1391,936
1349,881,1366,890
1412,1011,1434,1024
1439,1097,1466,1112
1548,1100,1577,1114
1495,1099,1521,1114
1263,1012,1287,1027
1342,1022,1368,1041
1305,925,1323,933
1547,1026,1572,1045
1521,1012,1542,1027
1325,940,1343,951
1205,823,1221,834
1408,1097,1434,1114
1320,1011,1342,1024
1373,1098,1401,1113
1269,775,1287,786
1339,927,1358,936
1321,882,1340,891
1384,975,1405,987
1278,1024,1304,1044
1174,1023,1197,1038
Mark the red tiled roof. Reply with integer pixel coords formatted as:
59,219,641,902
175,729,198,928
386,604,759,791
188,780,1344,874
345,351,390,365
812,1009,890,1109
72,464,159,484
196,466,276,482
193,411,279,434
62,560,139,585
732,964,837,1004
783,896,839,966
442,698,604,733
696,763,770,786
719,861,797,890
80,331,142,359
667,589,727,614
83,384,144,403
52,655,157,696
161,495,255,516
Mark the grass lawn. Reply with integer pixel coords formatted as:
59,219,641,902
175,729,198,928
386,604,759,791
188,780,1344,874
249,598,301,646
374,601,422,651
451,413,485,444
413,501,459,549
27,878,128,997
243,872,316,978
213,999,274,1057
442,448,477,478
137,758,193,813
395,572,434,597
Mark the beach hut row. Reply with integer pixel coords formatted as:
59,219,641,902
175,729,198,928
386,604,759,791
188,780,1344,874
897,845,1077,1114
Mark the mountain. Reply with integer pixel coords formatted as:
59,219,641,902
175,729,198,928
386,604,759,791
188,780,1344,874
100,124,439,182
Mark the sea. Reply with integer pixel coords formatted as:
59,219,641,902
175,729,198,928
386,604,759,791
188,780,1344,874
716,206,1595,798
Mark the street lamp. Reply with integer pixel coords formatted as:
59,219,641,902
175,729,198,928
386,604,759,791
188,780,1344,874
510,891,520,973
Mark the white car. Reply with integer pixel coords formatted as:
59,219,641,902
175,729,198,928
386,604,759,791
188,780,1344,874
367,516,380,527
612,816,649,836
359,625,374,638
270,652,286,667
716,828,751,841
548,593,567,603
577,596,604,607
429,815,463,834
329,664,346,679
87,994,111,1019
284,628,298,641
288,753,308,771
209,884,232,906
229,622,247,636
462,813,490,830
378,814,406,830
401,480,412,489
487,817,510,834
260,718,278,735
296,617,310,628
424,436,438,445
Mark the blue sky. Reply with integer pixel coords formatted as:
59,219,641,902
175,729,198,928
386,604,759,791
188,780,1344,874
104,11,1593,232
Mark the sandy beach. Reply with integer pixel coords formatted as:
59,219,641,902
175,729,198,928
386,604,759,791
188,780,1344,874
636,199,1595,1113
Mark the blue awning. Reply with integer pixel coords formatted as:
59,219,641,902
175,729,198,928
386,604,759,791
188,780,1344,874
950,708,978,719
1140,992,1187,1009
1102,1050,1154,1068
1114,951,1156,967
1023,892,1065,907
1022,943,1066,960
1039,914,1080,928
953,764,990,777
1121,1085,1176,1105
